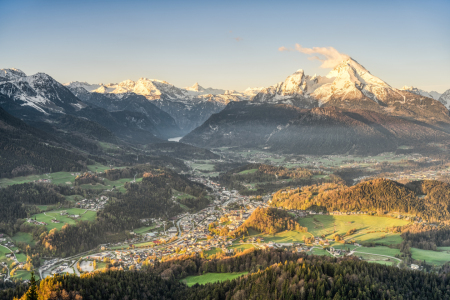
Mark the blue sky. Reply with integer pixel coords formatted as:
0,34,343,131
1,0,449,92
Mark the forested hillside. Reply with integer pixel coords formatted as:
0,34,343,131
6,249,450,300
270,179,450,221
0,106,90,178
231,207,307,237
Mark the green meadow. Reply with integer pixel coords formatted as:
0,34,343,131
298,215,408,244
411,248,450,266
182,272,248,287
31,208,97,230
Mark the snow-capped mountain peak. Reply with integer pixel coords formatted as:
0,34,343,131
185,82,204,92
0,68,27,80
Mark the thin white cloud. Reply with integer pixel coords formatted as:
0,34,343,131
279,44,349,68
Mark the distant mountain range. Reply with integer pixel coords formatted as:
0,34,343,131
182,58,450,154
0,69,182,144
1,60,449,156
64,79,262,133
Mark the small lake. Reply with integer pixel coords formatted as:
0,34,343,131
168,137,183,142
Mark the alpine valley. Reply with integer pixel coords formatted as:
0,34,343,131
3,57,450,300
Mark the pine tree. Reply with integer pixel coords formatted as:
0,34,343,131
24,272,38,300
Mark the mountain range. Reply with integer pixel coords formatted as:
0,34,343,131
1,58,449,157
182,58,450,154
0,69,182,144
64,79,262,133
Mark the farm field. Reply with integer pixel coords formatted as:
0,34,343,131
411,248,450,266
204,248,222,257
32,208,97,230
15,253,27,263
0,245,12,257
366,259,396,266
11,270,37,281
191,163,215,171
134,225,157,235
238,169,258,175
229,244,256,252
172,189,195,200
182,272,248,287
11,232,35,246
246,229,314,244
298,215,409,244
310,248,334,257
353,246,401,257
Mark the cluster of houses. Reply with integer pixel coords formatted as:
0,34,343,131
75,195,109,211
51,262,74,275
27,218,47,226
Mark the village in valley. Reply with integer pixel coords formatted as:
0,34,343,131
1,148,449,283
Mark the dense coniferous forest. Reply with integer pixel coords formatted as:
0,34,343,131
0,107,91,178
401,224,450,250
0,183,68,227
6,249,450,300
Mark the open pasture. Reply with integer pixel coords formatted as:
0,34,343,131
11,232,35,246
298,215,408,244
411,248,450,266
182,272,248,287
353,246,401,257
246,228,314,244
238,169,258,175
32,208,97,230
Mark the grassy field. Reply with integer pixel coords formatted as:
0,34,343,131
244,228,314,244
11,270,37,281
32,208,97,230
353,246,401,257
191,163,215,171
204,248,222,257
366,259,396,266
0,245,12,258
229,244,256,252
172,189,195,200
238,169,258,175
134,225,157,235
11,232,35,246
298,215,408,244
96,262,108,270
15,253,27,263
310,248,334,257
182,272,248,287
411,248,450,266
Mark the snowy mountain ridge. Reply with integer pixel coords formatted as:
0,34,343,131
64,77,261,103
0,69,86,115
